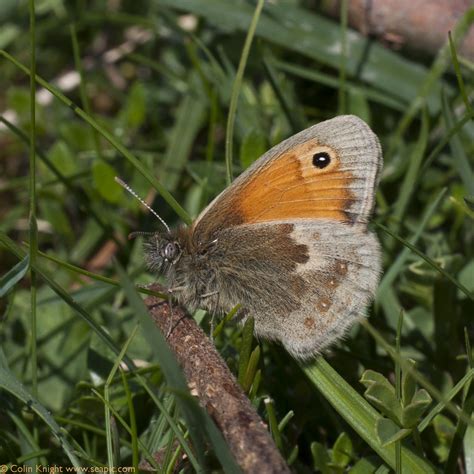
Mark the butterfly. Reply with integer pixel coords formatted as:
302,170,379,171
143,115,383,359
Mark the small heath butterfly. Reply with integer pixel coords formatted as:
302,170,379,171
144,115,382,359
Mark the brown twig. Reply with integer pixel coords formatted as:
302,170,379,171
143,285,290,474
322,0,474,60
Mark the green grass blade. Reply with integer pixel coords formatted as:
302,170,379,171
265,397,282,450
0,367,81,467
32,248,164,299
420,109,474,177
160,82,207,193
337,0,348,115
27,0,37,255
418,369,474,432
395,312,404,474
28,0,38,404
225,0,265,184
136,384,197,470
464,415,474,473
90,387,158,469
441,90,474,195
120,370,139,470
70,23,104,162
377,188,447,300
238,317,255,386
387,7,474,157
444,377,474,473
448,31,472,114
376,223,473,299
0,255,29,297
391,110,429,227
261,53,305,132
103,325,139,470
8,410,46,466
273,60,405,111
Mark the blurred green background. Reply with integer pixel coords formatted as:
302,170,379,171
0,0,473,471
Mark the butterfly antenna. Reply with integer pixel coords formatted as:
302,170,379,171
115,176,171,234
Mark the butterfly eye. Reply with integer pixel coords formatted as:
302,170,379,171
163,242,179,261
312,152,331,169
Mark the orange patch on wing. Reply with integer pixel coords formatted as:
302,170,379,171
236,140,355,224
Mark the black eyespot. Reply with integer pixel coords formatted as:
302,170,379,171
312,152,331,169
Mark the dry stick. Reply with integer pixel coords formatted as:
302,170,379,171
143,285,290,474
322,0,474,60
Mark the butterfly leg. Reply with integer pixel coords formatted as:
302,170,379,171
164,286,187,339
199,290,219,299
208,291,221,339
233,307,249,323
168,285,187,293
136,282,157,290
165,288,175,338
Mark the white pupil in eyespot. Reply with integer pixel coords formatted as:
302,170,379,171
312,152,331,169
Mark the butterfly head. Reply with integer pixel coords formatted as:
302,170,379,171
144,231,183,273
